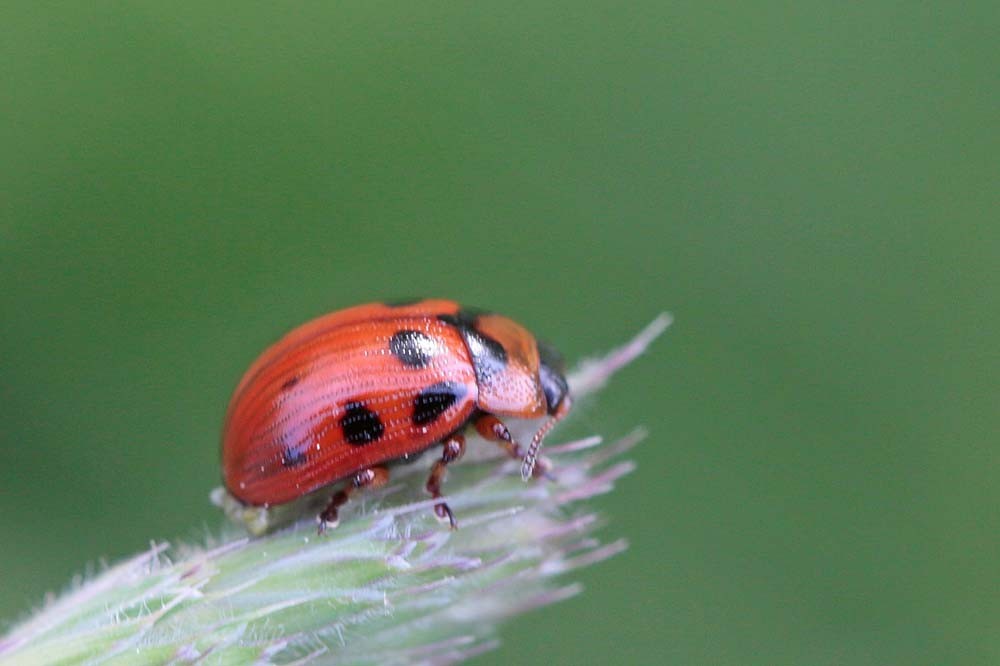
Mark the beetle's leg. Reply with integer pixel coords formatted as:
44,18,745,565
474,413,552,478
319,466,389,532
425,433,466,529
474,413,521,457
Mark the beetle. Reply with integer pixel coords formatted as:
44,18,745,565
221,299,572,530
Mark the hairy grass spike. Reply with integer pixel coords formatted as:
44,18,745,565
0,314,671,666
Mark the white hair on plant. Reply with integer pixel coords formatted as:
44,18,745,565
0,314,671,666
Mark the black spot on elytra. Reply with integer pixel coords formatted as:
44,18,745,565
341,401,385,445
280,376,300,391
437,307,487,328
437,309,508,385
281,446,307,467
384,297,423,307
389,329,437,368
413,381,466,426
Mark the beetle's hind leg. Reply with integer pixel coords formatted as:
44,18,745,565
319,466,389,532
425,433,466,529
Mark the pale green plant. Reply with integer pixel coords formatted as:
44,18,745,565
0,315,671,666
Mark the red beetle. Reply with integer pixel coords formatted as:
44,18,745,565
222,299,572,529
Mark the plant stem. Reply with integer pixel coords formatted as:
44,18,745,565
0,315,671,666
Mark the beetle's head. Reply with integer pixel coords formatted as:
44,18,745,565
537,340,569,415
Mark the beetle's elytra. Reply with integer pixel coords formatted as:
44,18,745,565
221,299,571,529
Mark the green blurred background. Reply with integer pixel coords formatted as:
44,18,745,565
2,3,997,664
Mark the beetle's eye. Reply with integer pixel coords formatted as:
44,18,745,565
538,359,568,414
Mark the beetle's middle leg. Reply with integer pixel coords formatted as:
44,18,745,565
425,433,466,529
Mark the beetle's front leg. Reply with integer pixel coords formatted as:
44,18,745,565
474,413,552,478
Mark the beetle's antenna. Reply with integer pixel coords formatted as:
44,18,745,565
521,397,572,481
520,423,552,481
